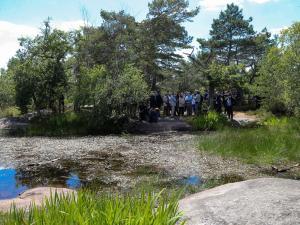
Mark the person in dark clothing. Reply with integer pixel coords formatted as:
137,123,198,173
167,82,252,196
225,94,234,120
204,90,209,101
163,94,169,116
222,92,227,115
215,94,222,113
139,103,149,121
178,93,185,117
176,93,180,116
155,91,163,117
149,92,157,108
155,91,163,108
59,94,65,114
149,108,158,123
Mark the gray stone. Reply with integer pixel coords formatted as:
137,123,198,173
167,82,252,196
0,187,75,212
179,178,300,225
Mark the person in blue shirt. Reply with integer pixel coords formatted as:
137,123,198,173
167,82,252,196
185,92,193,116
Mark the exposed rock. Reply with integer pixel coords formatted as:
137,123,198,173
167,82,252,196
179,178,300,225
233,112,259,127
0,187,75,212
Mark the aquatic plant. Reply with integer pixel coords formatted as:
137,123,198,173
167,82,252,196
0,190,185,225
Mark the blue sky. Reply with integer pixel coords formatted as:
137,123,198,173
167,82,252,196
0,0,299,68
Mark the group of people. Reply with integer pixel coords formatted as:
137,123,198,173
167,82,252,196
141,90,235,122
213,92,234,120
161,92,202,117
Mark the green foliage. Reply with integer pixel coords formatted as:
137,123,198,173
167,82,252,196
186,3,272,106
113,64,150,111
188,111,229,131
255,22,300,116
0,70,15,109
0,107,20,118
8,19,72,113
198,117,300,165
138,0,199,88
72,65,108,110
71,64,149,118
1,190,184,225
210,3,256,65
26,112,127,136
208,62,246,91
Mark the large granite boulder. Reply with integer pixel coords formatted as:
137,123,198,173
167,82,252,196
0,187,75,212
179,178,300,225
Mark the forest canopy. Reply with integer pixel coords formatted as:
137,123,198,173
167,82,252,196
0,0,299,119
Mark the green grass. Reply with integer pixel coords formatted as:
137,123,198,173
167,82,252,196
187,111,229,131
198,117,300,165
0,190,185,225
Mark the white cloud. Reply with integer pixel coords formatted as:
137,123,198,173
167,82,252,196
53,20,85,32
0,20,84,69
0,21,39,69
270,26,287,35
248,0,272,3
199,0,274,11
199,0,243,11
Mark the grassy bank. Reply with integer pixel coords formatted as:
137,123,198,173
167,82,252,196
26,112,127,136
198,117,300,165
0,190,184,225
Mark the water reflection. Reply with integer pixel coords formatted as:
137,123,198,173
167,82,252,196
0,168,82,200
66,173,81,189
0,168,28,200
182,176,202,186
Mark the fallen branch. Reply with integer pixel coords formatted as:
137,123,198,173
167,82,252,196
271,163,300,173
28,158,60,167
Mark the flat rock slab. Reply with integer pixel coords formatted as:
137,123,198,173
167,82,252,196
0,187,75,212
179,178,300,225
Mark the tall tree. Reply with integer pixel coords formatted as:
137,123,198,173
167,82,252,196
187,4,273,106
210,3,256,66
10,19,72,113
139,0,199,89
0,68,15,109
255,22,300,116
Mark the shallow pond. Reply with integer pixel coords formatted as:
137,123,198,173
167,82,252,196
0,166,203,200
0,168,82,200
0,134,207,200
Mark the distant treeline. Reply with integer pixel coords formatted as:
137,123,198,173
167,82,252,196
0,1,299,118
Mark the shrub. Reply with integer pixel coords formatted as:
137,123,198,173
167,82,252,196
26,112,128,136
188,111,229,131
0,107,21,118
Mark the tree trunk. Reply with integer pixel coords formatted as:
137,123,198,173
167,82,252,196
208,84,215,109
151,73,157,91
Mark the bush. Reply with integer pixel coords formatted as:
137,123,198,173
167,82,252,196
0,107,21,118
26,112,128,136
0,190,184,225
269,101,288,116
188,111,229,131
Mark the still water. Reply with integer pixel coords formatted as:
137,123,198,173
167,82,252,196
0,168,81,200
